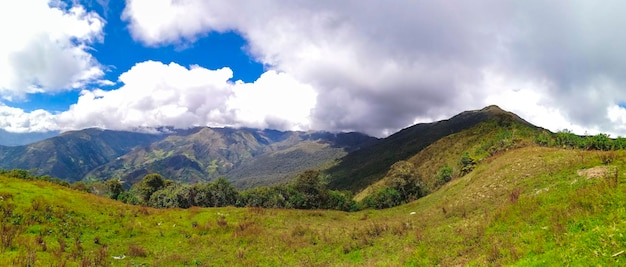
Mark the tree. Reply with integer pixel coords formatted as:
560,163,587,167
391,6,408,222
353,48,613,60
590,133,612,151
362,187,402,209
325,190,358,211
386,161,424,200
105,179,124,200
208,177,238,207
70,181,91,193
133,173,168,205
292,170,327,209
437,165,453,184
459,152,476,176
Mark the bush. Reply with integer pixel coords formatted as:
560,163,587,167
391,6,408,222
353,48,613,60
325,190,358,211
437,165,453,184
361,187,402,209
459,152,477,176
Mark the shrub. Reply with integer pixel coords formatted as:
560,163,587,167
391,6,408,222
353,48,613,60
437,165,453,184
361,187,402,209
459,152,476,176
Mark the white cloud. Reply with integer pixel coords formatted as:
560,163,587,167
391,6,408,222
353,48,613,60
607,105,626,135
228,70,317,131
56,61,234,131
53,61,315,132
0,0,105,99
0,104,57,133
122,0,626,137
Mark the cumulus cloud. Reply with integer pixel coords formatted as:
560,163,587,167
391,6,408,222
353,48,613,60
121,0,626,137
0,0,105,100
0,104,57,133
54,61,316,132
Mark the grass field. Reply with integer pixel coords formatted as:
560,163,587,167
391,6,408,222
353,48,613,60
1,146,625,266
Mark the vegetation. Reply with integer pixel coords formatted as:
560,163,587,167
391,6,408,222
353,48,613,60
537,129,626,151
3,106,626,264
1,146,625,265
326,105,532,193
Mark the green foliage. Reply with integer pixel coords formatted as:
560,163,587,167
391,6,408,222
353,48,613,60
325,190,358,211
535,130,553,147
132,173,168,205
149,184,194,208
235,170,357,211
105,179,124,200
360,161,426,209
361,187,402,209
536,129,626,152
437,165,453,184
459,152,477,176
589,133,612,151
555,129,582,148
69,181,90,193
193,177,239,207
386,161,425,199
292,170,328,209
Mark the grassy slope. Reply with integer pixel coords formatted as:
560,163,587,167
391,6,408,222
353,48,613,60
327,105,534,193
355,118,538,201
1,147,625,266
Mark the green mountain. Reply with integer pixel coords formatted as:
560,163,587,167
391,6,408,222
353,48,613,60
0,129,165,182
355,110,541,200
87,127,375,187
0,126,375,186
326,105,536,192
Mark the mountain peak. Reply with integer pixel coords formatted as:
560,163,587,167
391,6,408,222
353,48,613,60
480,105,505,113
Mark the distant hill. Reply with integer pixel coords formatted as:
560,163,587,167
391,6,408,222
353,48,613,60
0,126,375,186
0,128,166,182
0,129,59,146
326,105,537,192
87,127,375,187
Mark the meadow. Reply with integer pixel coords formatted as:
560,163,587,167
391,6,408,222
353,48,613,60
1,146,625,266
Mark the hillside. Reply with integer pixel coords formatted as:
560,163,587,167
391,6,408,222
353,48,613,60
0,127,375,187
86,127,375,187
356,113,541,200
327,105,536,192
1,145,624,265
0,129,165,182
0,129,59,146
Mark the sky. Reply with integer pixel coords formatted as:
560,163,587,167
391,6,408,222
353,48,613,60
2,0,626,139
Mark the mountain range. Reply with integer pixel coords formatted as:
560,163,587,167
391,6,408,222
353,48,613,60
0,126,376,188
0,105,532,190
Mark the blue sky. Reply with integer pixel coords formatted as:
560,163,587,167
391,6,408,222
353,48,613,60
2,0,626,139
11,0,264,113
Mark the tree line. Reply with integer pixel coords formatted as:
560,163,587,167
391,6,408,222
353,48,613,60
0,169,361,211
536,130,626,150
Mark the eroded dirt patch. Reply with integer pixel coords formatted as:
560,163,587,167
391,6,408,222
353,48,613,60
577,166,616,179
